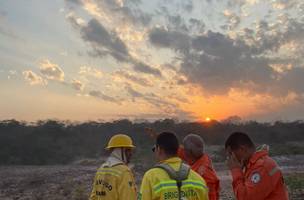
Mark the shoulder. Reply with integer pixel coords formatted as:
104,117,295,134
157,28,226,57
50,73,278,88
143,167,166,178
252,155,277,171
188,169,207,184
97,164,132,177
112,164,135,176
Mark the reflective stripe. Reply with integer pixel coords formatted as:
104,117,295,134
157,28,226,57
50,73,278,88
97,172,121,177
268,167,280,176
97,169,122,177
153,180,208,194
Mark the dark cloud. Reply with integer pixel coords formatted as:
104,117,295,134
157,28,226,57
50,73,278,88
125,85,144,100
89,90,122,104
149,28,278,94
133,61,162,77
81,19,130,62
124,85,185,114
149,27,190,53
277,67,304,94
69,18,161,77
115,70,153,87
119,6,152,26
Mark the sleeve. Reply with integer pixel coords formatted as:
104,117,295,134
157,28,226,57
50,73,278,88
231,166,273,200
118,170,137,200
89,174,97,200
139,172,152,200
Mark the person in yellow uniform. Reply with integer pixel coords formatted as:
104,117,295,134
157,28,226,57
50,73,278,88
90,134,137,200
139,132,209,200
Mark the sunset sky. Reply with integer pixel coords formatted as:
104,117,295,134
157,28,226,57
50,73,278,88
1,0,304,122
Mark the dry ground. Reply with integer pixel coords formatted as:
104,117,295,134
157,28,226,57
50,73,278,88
0,155,304,200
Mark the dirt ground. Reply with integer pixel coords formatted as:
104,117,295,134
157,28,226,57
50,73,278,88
0,155,304,200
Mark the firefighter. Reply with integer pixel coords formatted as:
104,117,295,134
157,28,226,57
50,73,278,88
225,132,289,200
178,134,220,200
139,132,209,200
89,134,137,200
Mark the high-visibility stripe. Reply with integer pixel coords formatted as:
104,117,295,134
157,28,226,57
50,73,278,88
269,167,280,176
97,169,122,176
153,180,208,193
96,172,121,177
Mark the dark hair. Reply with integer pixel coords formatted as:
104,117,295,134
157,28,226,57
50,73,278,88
156,132,179,156
225,132,255,150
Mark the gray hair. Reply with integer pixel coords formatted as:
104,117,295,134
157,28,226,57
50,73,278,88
183,134,205,159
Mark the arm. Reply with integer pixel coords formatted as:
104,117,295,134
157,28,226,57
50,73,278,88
89,174,97,200
139,173,152,200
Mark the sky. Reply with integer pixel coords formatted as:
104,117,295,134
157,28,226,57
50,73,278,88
0,0,304,122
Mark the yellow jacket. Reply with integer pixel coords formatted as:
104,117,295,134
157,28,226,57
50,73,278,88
90,164,137,200
139,157,209,200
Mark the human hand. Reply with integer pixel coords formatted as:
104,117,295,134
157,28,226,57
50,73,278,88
226,152,242,170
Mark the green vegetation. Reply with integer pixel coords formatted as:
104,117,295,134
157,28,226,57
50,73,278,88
285,174,304,190
0,119,304,165
269,143,304,156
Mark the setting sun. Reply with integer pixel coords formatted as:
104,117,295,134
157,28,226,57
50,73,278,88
205,117,211,122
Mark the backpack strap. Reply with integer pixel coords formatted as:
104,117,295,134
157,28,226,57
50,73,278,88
154,162,190,200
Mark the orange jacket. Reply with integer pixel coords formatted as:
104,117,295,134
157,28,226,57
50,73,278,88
178,147,220,200
231,148,289,200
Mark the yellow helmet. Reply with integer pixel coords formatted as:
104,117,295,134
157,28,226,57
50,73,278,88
106,134,135,149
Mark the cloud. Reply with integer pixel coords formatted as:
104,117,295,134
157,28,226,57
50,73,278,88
71,79,85,91
66,12,86,28
65,0,82,5
149,27,190,53
79,66,103,78
114,70,153,87
125,85,144,101
39,59,65,81
149,28,271,93
70,18,162,77
124,85,183,114
81,18,130,62
64,0,304,120
89,90,122,104
222,10,241,30
23,70,47,86
133,61,162,77
148,12,304,95
86,0,152,26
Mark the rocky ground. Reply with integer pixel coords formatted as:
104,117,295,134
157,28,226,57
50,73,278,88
0,155,304,200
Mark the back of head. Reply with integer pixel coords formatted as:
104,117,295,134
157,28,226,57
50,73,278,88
156,132,179,156
225,132,255,150
183,134,205,159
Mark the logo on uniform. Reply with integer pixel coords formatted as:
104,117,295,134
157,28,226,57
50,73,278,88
251,172,261,184
129,181,133,187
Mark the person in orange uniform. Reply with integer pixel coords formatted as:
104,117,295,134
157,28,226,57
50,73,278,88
178,134,220,200
225,132,289,200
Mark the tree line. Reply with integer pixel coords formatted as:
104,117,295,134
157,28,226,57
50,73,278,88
0,119,303,165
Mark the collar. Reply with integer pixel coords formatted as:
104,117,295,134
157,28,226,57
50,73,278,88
194,153,208,164
248,145,269,166
102,148,126,167
160,157,182,164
